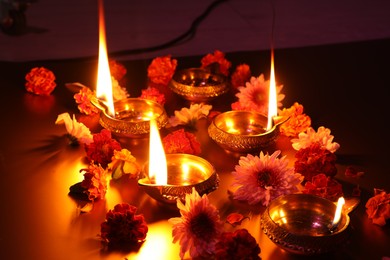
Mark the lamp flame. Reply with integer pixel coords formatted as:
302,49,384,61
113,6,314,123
332,197,345,226
267,48,278,130
96,0,115,117
148,119,167,184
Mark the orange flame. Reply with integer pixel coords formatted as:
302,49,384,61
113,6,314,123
148,119,167,184
96,0,115,117
267,49,278,130
332,197,345,225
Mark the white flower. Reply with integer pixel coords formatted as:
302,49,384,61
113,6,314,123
112,76,130,101
168,103,212,127
231,150,303,206
291,126,340,153
55,112,93,145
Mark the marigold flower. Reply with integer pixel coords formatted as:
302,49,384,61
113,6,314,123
108,149,141,179
25,67,56,96
109,59,127,81
291,126,340,153
85,129,122,168
302,173,343,201
147,55,178,86
100,203,148,249
279,102,312,137
162,129,201,155
231,150,303,206
74,86,99,115
230,63,251,89
294,143,338,182
80,162,108,201
200,50,232,76
55,112,93,145
231,74,284,115
214,229,261,260
169,103,212,128
365,188,390,226
140,87,166,105
168,187,224,259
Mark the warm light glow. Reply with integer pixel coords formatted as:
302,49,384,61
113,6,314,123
226,119,239,134
182,163,190,180
96,0,115,117
267,48,278,130
148,119,167,184
332,197,345,225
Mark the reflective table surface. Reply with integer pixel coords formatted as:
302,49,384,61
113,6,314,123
1,39,390,259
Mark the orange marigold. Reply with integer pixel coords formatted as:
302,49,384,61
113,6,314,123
201,50,232,76
109,59,127,81
231,64,251,89
147,55,178,86
25,67,56,96
74,87,99,115
279,102,311,137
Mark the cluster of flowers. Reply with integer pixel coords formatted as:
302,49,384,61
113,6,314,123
24,49,389,258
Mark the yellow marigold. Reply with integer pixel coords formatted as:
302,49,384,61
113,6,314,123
279,102,311,137
25,67,56,96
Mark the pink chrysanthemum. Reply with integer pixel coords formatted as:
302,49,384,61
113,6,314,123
214,229,261,260
140,87,166,105
25,67,56,96
80,162,108,201
147,55,178,86
168,188,224,259
231,150,302,206
366,188,390,226
162,129,201,155
231,74,284,115
230,63,251,89
302,173,344,202
74,86,99,115
100,203,148,249
200,50,232,76
279,102,312,137
84,129,122,168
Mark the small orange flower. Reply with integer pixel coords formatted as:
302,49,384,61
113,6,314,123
366,188,390,226
147,55,178,86
74,87,99,115
201,50,232,76
231,63,251,89
279,102,311,137
25,67,56,96
109,59,127,81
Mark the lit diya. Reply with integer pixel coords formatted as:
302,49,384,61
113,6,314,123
138,119,219,204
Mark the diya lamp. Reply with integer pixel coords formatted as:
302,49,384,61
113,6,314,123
138,119,219,204
260,194,357,255
93,0,168,137
208,49,288,153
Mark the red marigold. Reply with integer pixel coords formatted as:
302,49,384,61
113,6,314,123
80,162,108,201
214,229,261,260
294,143,337,182
231,64,251,89
74,86,99,115
109,59,127,81
101,203,148,249
85,129,122,168
140,87,166,105
279,102,311,137
365,188,390,226
162,129,201,155
147,55,178,86
302,173,343,201
201,50,232,76
25,67,56,96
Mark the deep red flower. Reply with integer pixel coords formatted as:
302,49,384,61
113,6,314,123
80,162,108,201
345,166,364,177
25,67,56,96
294,143,337,182
147,55,178,86
366,188,390,226
140,87,166,105
109,59,127,81
162,129,201,155
84,129,122,168
214,229,261,260
101,203,148,249
231,63,251,89
201,50,232,76
302,173,343,202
